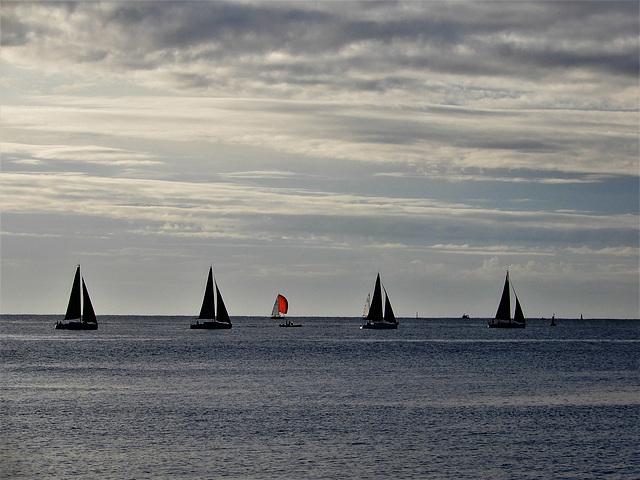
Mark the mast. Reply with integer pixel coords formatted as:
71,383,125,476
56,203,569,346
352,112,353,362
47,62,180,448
215,281,231,323
494,271,511,321
365,273,383,322
64,266,82,320
199,267,215,319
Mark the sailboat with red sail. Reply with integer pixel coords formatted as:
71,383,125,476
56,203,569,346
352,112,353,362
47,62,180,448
271,294,288,319
272,293,300,327
488,271,526,328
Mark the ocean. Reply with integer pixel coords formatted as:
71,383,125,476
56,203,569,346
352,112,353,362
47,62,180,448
1,316,638,479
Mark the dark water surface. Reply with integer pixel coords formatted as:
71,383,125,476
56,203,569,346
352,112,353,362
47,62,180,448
2,316,638,479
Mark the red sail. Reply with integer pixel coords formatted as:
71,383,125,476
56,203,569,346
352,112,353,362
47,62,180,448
278,294,289,315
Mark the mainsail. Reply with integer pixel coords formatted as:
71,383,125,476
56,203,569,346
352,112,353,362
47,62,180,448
64,266,82,320
365,274,384,322
199,266,215,319
495,271,511,321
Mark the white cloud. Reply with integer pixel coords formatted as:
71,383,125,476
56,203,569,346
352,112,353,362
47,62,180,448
3,142,162,166
2,96,637,178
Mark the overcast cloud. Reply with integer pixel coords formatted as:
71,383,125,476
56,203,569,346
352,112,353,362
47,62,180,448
1,1,638,317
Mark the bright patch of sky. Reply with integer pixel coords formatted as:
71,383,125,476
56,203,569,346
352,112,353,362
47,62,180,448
1,1,638,317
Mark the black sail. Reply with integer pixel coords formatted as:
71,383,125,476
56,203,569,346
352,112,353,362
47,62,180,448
365,273,383,322
383,286,396,324
513,294,526,324
82,278,97,323
215,281,231,323
494,271,511,321
199,267,215,319
64,266,82,320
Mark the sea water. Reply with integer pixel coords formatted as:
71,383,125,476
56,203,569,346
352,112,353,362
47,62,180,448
1,316,638,479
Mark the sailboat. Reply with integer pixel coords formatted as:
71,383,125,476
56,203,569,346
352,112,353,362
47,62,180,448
271,294,288,319
363,294,371,317
190,266,232,329
488,271,526,328
54,265,98,330
361,273,398,329
271,293,300,327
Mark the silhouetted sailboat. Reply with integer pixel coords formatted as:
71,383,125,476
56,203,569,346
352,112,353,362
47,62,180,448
190,266,232,329
55,265,98,330
361,273,398,329
488,271,526,329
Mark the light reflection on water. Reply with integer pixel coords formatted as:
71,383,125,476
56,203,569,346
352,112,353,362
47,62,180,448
1,316,639,479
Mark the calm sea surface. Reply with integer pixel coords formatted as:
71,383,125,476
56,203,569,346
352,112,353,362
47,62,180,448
1,316,638,479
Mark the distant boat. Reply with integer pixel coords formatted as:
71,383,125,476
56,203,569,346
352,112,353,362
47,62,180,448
54,265,98,330
550,314,556,326
271,293,301,327
271,294,289,319
363,293,371,317
279,321,302,327
190,266,232,329
361,273,398,329
462,313,470,319
488,271,526,329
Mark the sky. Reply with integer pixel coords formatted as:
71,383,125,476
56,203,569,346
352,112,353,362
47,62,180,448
1,1,638,318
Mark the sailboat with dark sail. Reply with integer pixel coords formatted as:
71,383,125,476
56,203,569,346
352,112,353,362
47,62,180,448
55,265,98,330
361,273,398,329
488,271,526,328
190,266,232,329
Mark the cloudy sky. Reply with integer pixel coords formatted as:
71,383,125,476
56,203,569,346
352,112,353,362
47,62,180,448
1,1,638,318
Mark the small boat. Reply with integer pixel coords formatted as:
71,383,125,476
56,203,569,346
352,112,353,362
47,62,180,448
55,265,98,330
462,313,470,319
190,266,232,329
270,294,289,319
550,314,556,326
279,320,302,328
361,273,398,329
488,271,526,328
